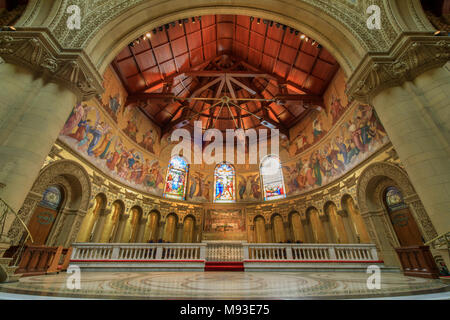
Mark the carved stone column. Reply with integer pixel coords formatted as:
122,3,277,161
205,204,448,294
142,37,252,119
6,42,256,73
7,191,41,244
338,209,357,243
348,35,450,236
0,31,102,215
135,217,147,243
361,209,401,267
113,214,129,243
92,208,111,243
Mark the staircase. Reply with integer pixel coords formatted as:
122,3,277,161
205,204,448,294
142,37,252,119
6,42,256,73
205,261,244,272
204,241,245,272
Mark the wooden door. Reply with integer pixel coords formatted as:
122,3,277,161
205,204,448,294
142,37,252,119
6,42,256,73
27,206,59,245
389,208,424,246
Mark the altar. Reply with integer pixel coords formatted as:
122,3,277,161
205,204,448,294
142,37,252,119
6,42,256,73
201,209,247,241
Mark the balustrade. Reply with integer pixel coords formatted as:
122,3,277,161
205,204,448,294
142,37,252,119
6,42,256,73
243,243,379,262
71,243,206,262
71,243,379,266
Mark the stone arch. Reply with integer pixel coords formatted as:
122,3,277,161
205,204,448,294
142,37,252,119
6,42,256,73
288,210,306,243
163,212,178,243
270,213,286,243
144,209,161,243
182,214,196,243
16,0,435,81
254,215,266,243
77,192,108,242
9,159,91,246
356,161,438,266
341,193,371,243
357,162,416,214
123,205,143,243
102,199,125,243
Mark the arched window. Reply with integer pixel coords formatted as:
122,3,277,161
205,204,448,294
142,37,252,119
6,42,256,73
260,155,286,201
385,187,407,212
214,162,236,202
164,156,189,200
39,186,64,210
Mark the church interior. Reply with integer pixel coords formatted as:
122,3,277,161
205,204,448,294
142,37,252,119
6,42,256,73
0,0,449,300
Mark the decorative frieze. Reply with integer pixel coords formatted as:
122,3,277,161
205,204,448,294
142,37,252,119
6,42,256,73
347,36,450,103
0,31,103,101
107,183,120,195
92,172,106,186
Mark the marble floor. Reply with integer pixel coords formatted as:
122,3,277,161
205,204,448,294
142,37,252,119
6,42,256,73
0,271,448,300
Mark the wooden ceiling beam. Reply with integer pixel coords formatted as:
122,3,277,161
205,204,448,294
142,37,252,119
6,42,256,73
184,70,276,79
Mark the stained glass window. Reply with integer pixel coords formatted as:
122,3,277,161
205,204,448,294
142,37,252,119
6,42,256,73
260,155,286,201
164,156,189,200
214,163,236,203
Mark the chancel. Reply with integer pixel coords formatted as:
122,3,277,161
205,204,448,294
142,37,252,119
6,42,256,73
0,0,449,300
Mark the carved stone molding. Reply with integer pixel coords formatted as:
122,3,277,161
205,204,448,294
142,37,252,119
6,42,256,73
125,191,137,201
0,30,103,101
343,175,357,188
356,162,416,214
107,183,120,195
328,185,341,196
347,35,450,103
337,209,348,217
48,146,63,159
92,172,106,186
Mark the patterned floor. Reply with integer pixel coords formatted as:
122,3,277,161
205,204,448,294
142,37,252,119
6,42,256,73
0,271,448,299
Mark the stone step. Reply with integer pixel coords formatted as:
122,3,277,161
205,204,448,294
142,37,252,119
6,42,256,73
0,257,22,283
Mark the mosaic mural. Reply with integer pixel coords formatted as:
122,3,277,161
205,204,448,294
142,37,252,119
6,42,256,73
99,67,161,156
283,103,389,196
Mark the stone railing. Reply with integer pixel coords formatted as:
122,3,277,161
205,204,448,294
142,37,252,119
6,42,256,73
243,243,380,262
71,243,207,262
204,241,244,262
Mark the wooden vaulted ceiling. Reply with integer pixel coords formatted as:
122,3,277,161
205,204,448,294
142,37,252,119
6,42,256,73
112,14,339,137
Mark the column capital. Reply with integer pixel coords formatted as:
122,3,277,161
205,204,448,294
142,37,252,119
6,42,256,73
347,34,450,103
0,29,103,101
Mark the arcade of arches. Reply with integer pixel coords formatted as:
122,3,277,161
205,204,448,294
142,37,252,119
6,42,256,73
0,0,449,276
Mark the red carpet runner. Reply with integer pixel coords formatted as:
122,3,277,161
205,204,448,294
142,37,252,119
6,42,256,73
205,262,244,272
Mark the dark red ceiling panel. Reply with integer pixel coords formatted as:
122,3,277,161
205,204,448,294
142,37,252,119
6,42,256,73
112,14,340,133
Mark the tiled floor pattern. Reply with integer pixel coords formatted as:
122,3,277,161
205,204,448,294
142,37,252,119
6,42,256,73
0,271,448,300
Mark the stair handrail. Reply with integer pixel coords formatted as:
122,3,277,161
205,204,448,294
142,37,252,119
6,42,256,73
424,231,450,249
1,197,34,266
0,197,33,244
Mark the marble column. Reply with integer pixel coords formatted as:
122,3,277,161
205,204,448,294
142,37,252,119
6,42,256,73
114,214,129,243
361,209,401,267
372,66,450,235
92,209,111,243
290,213,305,243
348,37,450,236
0,32,102,234
0,63,77,212
135,218,147,243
